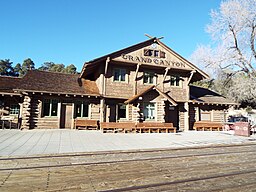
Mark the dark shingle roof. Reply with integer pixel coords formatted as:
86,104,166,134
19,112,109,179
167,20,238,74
0,76,22,94
16,70,99,96
190,85,237,105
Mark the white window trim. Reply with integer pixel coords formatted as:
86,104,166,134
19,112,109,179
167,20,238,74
143,102,156,121
43,99,59,117
143,71,156,85
170,75,182,88
116,104,128,120
75,102,90,119
113,68,127,83
9,104,20,116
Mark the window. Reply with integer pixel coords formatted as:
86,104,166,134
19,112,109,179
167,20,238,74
43,99,58,117
160,51,166,58
117,104,126,119
144,49,165,58
113,68,126,82
144,49,153,56
143,103,156,120
75,102,89,118
170,75,181,87
200,109,211,121
143,71,155,84
10,104,20,115
154,50,159,57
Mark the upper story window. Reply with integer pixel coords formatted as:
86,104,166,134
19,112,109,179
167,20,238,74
74,102,89,118
143,71,155,84
10,104,20,115
43,99,58,117
144,49,166,58
113,68,126,82
170,75,181,87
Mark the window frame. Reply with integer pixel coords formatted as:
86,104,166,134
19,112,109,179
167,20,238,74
143,102,156,121
74,102,90,118
200,109,212,121
9,104,20,115
113,68,127,82
144,49,166,58
143,71,155,84
42,99,59,117
117,104,127,120
170,75,182,87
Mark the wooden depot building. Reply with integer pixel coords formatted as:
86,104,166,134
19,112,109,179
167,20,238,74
0,37,237,131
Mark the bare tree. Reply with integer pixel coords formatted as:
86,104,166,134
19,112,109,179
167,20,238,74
191,0,256,105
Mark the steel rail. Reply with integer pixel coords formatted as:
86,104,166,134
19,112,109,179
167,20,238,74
0,148,256,171
99,168,256,192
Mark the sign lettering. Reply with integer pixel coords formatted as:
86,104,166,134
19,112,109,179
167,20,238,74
121,54,186,68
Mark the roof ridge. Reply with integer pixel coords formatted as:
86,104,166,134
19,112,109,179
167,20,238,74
28,70,80,76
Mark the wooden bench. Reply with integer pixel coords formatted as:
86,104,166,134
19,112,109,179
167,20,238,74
136,122,176,133
100,122,136,133
74,119,99,130
193,121,223,131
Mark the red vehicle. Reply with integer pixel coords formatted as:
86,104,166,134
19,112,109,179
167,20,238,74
224,116,248,130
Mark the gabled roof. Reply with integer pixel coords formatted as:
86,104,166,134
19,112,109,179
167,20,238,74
15,70,100,96
124,85,177,106
190,85,237,105
155,39,209,80
80,37,209,81
80,38,157,77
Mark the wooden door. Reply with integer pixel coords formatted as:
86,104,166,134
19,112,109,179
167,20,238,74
107,104,116,122
165,102,178,128
60,103,73,128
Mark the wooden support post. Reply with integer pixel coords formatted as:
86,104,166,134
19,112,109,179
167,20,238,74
21,95,31,130
183,70,196,131
184,102,189,131
103,57,110,96
162,67,170,91
187,70,196,86
100,98,105,122
134,63,141,95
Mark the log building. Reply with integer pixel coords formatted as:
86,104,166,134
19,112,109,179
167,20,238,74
0,37,236,130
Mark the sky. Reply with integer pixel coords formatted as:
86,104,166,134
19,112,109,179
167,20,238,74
0,0,221,71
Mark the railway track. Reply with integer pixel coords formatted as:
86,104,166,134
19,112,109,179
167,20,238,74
99,168,256,192
0,148,256,171
1,143,256,191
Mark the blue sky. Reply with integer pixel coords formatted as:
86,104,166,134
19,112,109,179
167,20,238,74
0,0,221,71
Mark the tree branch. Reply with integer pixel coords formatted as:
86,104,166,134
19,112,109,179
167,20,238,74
229,24,255,74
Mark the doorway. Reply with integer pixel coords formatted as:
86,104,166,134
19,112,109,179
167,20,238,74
60,103,73,128
107,104,116,122
165,102,179,128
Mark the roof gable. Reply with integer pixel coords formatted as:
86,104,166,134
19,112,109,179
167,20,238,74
112,41,193,71
81,37,209,80
125,85,177,106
